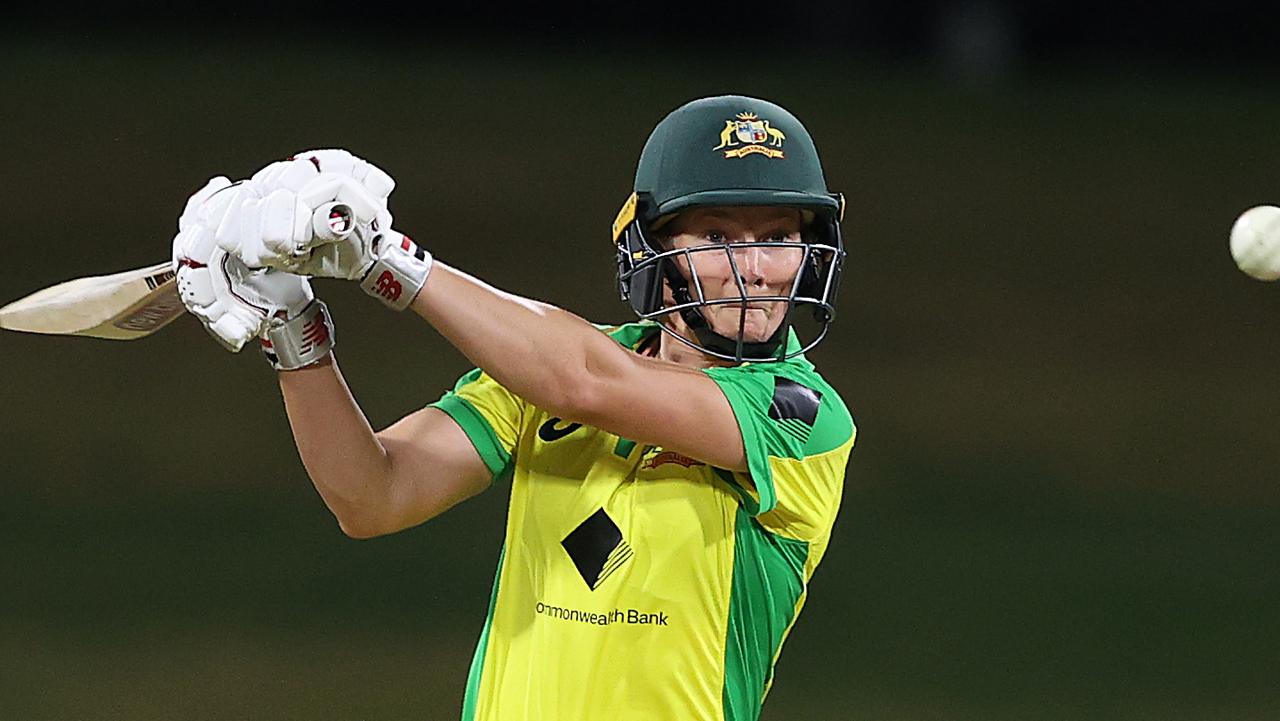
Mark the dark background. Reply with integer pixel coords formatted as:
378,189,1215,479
2,4,1279,720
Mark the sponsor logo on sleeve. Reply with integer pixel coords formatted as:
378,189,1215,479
640,450,703,470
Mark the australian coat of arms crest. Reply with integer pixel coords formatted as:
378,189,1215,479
713,112,786,159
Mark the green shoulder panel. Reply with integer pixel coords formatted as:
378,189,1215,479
735,360,854,456
703,360,853,515
779,365,855,457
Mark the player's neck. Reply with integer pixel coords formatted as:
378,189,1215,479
654,327,739,369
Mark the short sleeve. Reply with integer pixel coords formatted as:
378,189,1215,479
429,368,526,481
703,365,855,516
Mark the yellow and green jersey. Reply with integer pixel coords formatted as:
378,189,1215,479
429,321,855,721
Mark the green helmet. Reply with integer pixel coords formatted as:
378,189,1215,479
613,95,846,362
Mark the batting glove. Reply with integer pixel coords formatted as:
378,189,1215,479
215,149,433,311
172,177,334,370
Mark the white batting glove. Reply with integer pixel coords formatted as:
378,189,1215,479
172,177,334,369
219,149,393,277
216,149,433,311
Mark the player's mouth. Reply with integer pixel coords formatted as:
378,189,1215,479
739,298,777,312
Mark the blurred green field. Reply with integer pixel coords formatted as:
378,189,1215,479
2,478,1276,720
1,38,1278,720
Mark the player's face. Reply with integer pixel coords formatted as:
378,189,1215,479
662,206,807,343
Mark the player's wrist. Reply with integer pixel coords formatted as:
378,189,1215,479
260,299,335,371
359,230,433,311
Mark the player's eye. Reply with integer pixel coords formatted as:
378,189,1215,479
704,230,727,244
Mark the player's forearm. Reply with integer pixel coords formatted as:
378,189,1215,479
410,262,630,420
276,354,395,534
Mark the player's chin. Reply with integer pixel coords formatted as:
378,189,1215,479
708,305,784,342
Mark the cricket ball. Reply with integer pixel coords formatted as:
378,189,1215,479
1230,205,1280,281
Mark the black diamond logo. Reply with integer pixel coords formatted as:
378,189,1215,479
561,508,633,590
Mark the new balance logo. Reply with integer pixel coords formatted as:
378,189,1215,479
374,270,402,302
299,312,330,353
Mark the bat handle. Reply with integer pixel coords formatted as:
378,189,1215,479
311,202,355,244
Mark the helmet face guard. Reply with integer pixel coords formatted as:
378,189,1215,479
614,192,846,363
614,95,847,362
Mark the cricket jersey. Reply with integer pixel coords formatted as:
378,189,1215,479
429,321,855,721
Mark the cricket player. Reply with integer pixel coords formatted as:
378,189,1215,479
171,95,854,721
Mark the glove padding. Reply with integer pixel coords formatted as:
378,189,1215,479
217,149,395,280
173,177,317,352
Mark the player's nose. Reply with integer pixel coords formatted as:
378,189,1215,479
731,244,766,287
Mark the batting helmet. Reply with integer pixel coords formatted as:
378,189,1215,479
613,94,846,362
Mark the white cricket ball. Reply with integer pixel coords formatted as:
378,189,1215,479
1230,205,1280,281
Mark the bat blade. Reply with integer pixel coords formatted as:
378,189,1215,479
0,261,186,340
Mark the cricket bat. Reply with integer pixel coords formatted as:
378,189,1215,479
0,262,185,340
0,203,355,341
